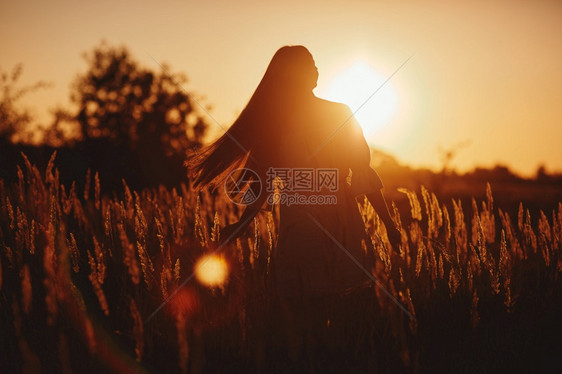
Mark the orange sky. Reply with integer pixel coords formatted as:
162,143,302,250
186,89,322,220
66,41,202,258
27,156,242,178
2,0,561,176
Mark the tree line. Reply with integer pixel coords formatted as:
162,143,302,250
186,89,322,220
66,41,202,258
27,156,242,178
0,41,208,191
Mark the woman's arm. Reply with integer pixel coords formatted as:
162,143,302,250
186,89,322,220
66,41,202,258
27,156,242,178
219,177,267,246
366,189,401,250
340,105,402,251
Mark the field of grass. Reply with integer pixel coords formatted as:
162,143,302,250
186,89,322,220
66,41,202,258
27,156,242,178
1,152,561,373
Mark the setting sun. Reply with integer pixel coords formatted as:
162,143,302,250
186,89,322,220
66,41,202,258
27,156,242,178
321,61,399,136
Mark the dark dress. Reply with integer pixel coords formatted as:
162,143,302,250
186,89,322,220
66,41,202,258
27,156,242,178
268,97,384,299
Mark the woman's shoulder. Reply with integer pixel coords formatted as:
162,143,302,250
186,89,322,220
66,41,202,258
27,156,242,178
313,97,350,111
311,97,352,122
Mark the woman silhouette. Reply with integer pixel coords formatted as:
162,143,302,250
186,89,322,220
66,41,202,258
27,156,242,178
187,45,401,368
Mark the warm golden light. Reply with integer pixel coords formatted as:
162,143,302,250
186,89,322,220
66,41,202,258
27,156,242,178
194,254,229,288
321,61,399,136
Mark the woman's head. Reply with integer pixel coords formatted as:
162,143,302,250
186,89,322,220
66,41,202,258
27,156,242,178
186,45,318,189
261,45,318,94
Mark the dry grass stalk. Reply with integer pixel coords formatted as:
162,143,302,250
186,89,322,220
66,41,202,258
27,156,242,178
67,233,80,273
118,223,140,285
130,298,144,362
87,249,109,316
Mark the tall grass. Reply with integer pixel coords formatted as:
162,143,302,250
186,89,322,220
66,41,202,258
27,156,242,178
0,152,560,373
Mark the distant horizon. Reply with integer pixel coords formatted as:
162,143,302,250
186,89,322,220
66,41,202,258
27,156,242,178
3,66,560,179
2,0,561,177
3,53,560,178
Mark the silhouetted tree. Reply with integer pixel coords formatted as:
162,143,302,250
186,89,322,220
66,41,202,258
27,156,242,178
56,41,210,188
43,107,79,147
536,164,548,181
0,64,50,143
72,41,207,156
438,140,471,174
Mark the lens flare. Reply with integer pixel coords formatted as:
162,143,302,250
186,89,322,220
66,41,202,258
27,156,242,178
194,254,229,288
169,287,199,316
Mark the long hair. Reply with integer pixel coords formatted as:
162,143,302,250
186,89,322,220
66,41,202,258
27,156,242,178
186,45,317,190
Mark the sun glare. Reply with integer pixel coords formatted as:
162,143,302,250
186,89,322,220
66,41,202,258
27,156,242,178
194,254,229,288
321,61,399,136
